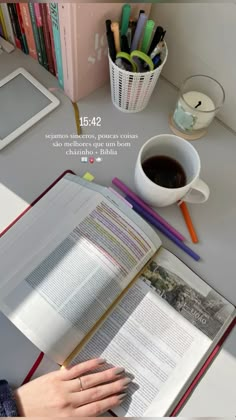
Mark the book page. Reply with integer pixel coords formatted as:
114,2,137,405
70,248,235,417
0,175,160,364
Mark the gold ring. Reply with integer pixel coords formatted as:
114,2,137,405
78,376,83,391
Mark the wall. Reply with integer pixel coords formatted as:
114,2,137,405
150,3,236,132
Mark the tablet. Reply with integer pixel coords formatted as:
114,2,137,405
0,67,60,150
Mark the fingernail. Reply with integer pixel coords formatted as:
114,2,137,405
97,358,106,364
114,367,125,375
122,377,132,386
118,392,127,400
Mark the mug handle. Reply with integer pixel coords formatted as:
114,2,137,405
182,178,210,204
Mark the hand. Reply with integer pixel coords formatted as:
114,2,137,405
14,358,131,416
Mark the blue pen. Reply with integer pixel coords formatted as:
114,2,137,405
153,54,162,68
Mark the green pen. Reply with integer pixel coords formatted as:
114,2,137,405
120,4,131,36
141,20,155,54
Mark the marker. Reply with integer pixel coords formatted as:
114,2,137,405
121,35,130,54
120,4,131,36
106,19,111,33
111,22,121,53
106,30,116,62
148,26,164,56
130,13,147,52
141,20,155,54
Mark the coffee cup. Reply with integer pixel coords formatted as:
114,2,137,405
134,134,210,207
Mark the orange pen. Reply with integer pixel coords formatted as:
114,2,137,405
179,201,199,243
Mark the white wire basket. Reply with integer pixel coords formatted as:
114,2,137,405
108,43,168,113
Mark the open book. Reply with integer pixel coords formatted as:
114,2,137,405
0,173,235,417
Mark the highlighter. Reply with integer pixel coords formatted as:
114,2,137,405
130,13,147,52
120,4,131,36
111,22,121,53
141,20,155,54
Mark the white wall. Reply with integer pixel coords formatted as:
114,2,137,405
150,3,236,132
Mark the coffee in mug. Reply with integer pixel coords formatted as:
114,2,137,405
134,134,210,207
142,156,187,189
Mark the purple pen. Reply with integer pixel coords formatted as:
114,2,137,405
126,196,200,261
112,177,186,242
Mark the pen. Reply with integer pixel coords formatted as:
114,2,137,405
111,21,121,53
179,202,199,243
121,35,130,54
126,196,200,261
148,26,164,56
141,20,155,54
106,30,116,62
112,177,186,242
106,19,111,33
120,4,131,36
150,41,165,59
130,12,147,52
127,27,132,49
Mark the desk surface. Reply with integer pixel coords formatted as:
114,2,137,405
0,49,235,416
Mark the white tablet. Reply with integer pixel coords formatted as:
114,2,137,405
0,67,60,150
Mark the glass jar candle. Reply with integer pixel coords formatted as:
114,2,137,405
170,75,225,140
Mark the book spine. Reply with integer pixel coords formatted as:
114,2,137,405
28,3,43,66
19,3,37,60
0,5,8,40
49,3,64,88
58,4,75,101
33,3,48,70
16,4,29,54
7,4,23,50
40,4,55,75
0,4,15,45
46,4,57,77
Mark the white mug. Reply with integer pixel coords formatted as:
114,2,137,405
134,134,210,207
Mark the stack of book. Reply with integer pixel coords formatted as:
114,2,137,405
0,3,151,102
0,3,63,86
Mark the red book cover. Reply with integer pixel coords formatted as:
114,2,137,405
46,3,57,78
7,4,22,50
19,3,37,60
40,4,55,75
16,3,29,54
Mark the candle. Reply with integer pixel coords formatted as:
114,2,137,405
173,91,216,131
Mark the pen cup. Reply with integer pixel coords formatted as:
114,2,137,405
108,42,168,113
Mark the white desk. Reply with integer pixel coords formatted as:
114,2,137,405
0,50,235,416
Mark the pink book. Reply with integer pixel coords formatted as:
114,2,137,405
19,4,37,60
58,3,151,102
46,3,57,77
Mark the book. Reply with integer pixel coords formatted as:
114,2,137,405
58,3,151,102
28,3,43,66
0,173,235,417
19,3,37,60
33,3,48,70
15,4,29,54
0,4,15,46
7,4,23,51
49,3,64,89
40,4,55,76
0,5,8,40
46,3,57,78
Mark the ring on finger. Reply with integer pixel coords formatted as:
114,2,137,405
78,376,84,391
